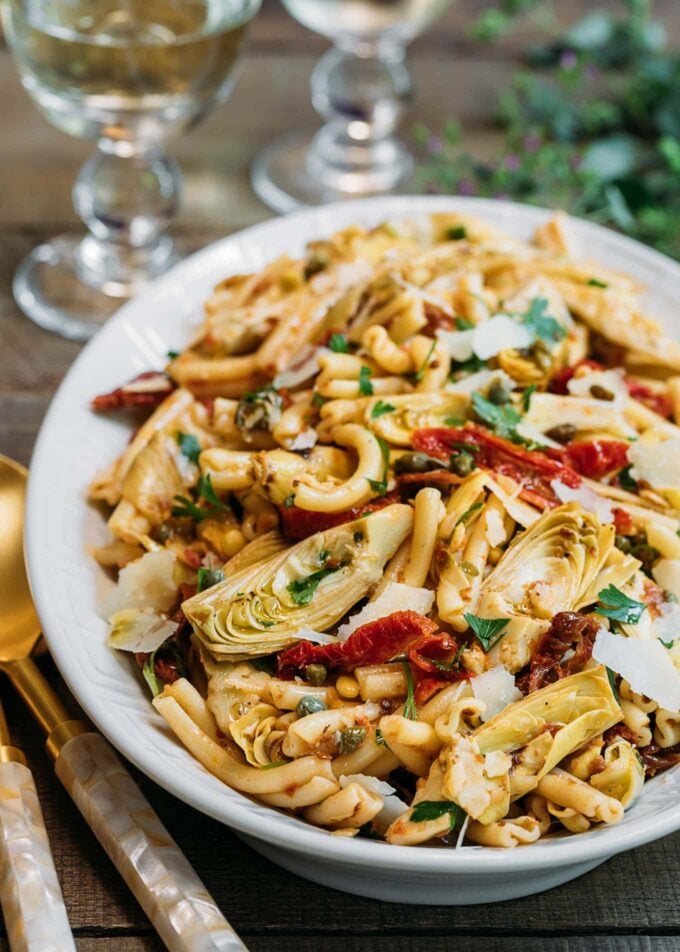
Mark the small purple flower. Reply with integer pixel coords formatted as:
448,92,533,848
504,154,520,171
559,50,578,71
427,136,443,154
523,135,541,154
457,180,476,196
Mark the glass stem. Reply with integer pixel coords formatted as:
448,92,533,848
307,40,413,195
72,142,181,297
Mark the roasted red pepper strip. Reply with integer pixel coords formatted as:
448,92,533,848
412,425,581,508
562,440,629,479
277,610,439,678
92,371,175,412
278,494,399,541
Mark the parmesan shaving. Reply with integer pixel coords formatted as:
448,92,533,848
567,367,628,403
471,667,522,721
436,328,474,362
654,600,680,646
653,559,680,600
107,609,178,653
295,627,338,645
286,428,318,451
592,628,680,710
337,582,435,642
446,369,514,396
103,549,177,617
484,508,507,548
551,479,614,524
471,314,533,360
273,348,325,389
629,437,680,491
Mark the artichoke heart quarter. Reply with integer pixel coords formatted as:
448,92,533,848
183,503,413,660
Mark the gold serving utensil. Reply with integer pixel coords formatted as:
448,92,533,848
0,693,75,951
0,455,247,952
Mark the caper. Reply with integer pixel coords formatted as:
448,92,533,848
305,663,328,686
630,543,660,570
590,384,615,402
393,452,444,475
531,340,553,370
303,251,330,280
337,726,367,754
460,560,479,577
449,452,475,477
487,381,512,405
296,695,327,717
545,423,577,445
615,534,633,554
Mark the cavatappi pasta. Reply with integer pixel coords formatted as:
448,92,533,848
91,212,680,849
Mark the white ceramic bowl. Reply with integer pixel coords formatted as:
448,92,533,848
26,196,680,905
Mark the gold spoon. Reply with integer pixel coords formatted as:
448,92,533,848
0,454,247,952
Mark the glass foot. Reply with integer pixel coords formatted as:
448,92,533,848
251,129,414,214
13,234,179,342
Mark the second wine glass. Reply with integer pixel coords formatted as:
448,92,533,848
251,0,452,213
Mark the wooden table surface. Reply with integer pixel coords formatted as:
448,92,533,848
2,2,680,949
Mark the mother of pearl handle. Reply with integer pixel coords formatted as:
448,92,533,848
0,759,75,952
54,731,247,952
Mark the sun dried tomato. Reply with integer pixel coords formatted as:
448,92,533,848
412,425,581,508
549,360,605,394
278,494,399,540
637,742,680,778
613,508,634,535
277,610,439,678
517,611,601,694
562,440,630,479
92,371,174,412
407,632,459,675
626,380,673,419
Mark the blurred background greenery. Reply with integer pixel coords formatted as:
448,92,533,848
415,0,680,259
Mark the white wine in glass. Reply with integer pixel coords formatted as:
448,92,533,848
251,0,453,213
3,0,260,341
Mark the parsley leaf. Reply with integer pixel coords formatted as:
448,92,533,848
411,800,466,829
413,339,437,382
375,728,387,747
287,565,342,606
464,613,509,651
472,391,522,440
446,226,467,240
328,332,350,353
196,474,227,511
172,474,228,522
358,365,374,396
142,650,163,697
402,661,418,720
588,278,609,289
452,354,487,374
606,667,620,702
312,392,329,408
176,431,201,465
167,350,180,360
371,399,396,419
454,501,483,528
596,584,647,624
619,465,638,492
444,415,466,426
455,316,475,330
521,297,567,346
197,567,225,592
522,383,537,413
367,436,390,495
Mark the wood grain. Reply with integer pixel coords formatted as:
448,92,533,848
1,0,679,948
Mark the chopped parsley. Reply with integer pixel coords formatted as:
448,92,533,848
413,338,437,383
454,501,483,528
176,431,201,465
444,415,466,426
142,650,163,697
411,800,466,829
328,332,350,353
588,278,609,289
358,365,374,396
283,493,296,508
367,436,390,496
312,392,329,408
451,354,487,375
596,585,647,624
455,316,475,330
446,226,467,241
520,297,567,346
371,399,396,419
172,474,228,522
287,565,343,606
464,613,509,651
472,391,523,441
619,465,638,492
402,661,418,720
197,567,225,593
606,667,620,702
522,383,537,413
167,350,180,360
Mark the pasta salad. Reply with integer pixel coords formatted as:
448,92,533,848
89,211,680,848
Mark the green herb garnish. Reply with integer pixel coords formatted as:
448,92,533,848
176,431,201,465
588,278,609,288
522,383,537,412
446,226,467,240
619,465,638,492
521,297,567,346
411,800,466,829
472,391,523,441
142,650,163,697
464,613,509,651
328,332,350,353
358,365,374,396
455,316,475,330
606,667,620,702
283,493,296,508
402,661,417,720
172,474,228,522
454,501,483,528
413,339,437,383
597,584,647,624
196,567,225,593
375,728,387,747
287,565,343,606
371,400,396,419
167,350,180,360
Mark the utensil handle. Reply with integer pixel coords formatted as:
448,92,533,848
0,760,76,952
54,731,247,952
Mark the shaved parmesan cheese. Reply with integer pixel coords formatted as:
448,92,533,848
523,392,635,438
103,549,177,618
654,601,680,646
437,328,474,362
485,508,507,547
471,667,522,721
273,348,325,389
484,474,541,528
337,582,435,642
629,437,680,490
108,609,177,653
593,627,680,710
447,369,514,396
567,368,628,402
551,479,614,524
286,428,318,451
296,627,338,645
653,559,680,600
471,314,533,360
339,774,397,797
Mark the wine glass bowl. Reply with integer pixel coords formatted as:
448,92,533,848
251,0,452,213
3,0,260,341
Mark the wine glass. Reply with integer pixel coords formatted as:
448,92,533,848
2,0,260,342
251,0,452,213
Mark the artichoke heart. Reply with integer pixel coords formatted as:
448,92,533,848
183,503,413,660
473,667,622,791
365,393,468,447
478,503,614,672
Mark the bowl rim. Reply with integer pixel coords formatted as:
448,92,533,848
26,194,680,875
